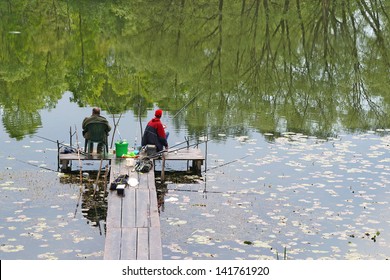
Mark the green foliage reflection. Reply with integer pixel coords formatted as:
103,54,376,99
0,0,389,139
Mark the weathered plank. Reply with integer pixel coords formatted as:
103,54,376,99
58,152,115,171
103,227,122,260
121,188,136,228
136,227,149,260
59,153,115,161
120,228,137,260
149,188,160,228
105,193,122,229
136,189,150,228
160,147,205,181
149,227,163,260
164,147,204,160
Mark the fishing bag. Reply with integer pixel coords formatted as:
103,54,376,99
59,146,77,154
134,157,153,173
110,174,129,190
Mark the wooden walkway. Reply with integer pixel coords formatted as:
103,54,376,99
58,147,204,260
104,158,162,260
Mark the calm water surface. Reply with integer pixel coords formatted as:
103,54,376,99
1,93,390,260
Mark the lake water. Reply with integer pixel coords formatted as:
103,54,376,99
1,0,390,260
1,93,390,260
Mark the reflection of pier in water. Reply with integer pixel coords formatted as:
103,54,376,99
59,171,109,235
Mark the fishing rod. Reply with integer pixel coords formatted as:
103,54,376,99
14,158,59,173
164,137,194,150
138,121,237,161
142,137,211,160
171,90,202,119
166,187,223,194
162,122,248,151
134,98,143,149
100,94,128,149
74,125,84,184
144,119,252,151
35,135,89,156
202,154,250,173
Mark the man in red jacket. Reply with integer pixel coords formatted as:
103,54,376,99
141,109,168,152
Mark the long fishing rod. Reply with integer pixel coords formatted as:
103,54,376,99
171,90,202,119
116,121,123,141
146,119,252,153
142,138,211,160
162,121,248,152
35,135,89,156
137,98,143,149
139,122,241,160
166,187,223,194
202,154,250,173
14,158,59,172
166,137,194,150
74,125,84,184
101,99,123,149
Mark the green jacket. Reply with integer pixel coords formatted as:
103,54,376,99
82,115,111,139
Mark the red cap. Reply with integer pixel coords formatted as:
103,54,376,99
155,109,163,118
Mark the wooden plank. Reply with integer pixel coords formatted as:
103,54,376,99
136,171,150,190
147,170,155,189
149,189,160,228
105,192,122,228
59,153,115,161
103,227,122,260
137,228,149,260
122,188,136,228
149,227,163,260
111,159,127,177
136,189,150,228
164,148,205,161
120,228,137,259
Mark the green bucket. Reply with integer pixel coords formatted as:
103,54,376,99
115,140,128,158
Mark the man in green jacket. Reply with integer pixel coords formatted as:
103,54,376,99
82,107,111,153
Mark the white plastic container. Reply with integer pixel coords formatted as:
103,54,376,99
126,158,135,167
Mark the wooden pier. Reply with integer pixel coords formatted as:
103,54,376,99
58,152,114,172
161,147,205,181
104,158,162,260
58,147,204,260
